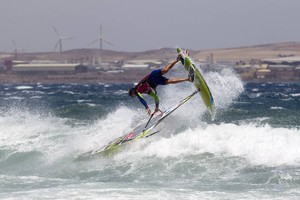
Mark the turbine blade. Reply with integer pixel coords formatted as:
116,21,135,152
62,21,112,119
54,40,60,51
16,48,25,52
62,37,74,40
88,39,99,46
102,38,113,46
12,39,17,48
52,26,60,37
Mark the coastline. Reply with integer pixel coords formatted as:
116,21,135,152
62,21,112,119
1,42,300,84
1,71,299,85
0,70,150,85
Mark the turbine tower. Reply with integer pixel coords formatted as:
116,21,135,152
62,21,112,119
12,39,24,60
53,26,73,60
89,24,113,66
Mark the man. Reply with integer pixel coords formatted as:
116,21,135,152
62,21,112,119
128,55,192,115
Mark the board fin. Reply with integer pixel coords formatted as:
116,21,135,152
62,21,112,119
188,69,195,82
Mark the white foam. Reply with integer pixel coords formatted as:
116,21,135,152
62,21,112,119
15,86,33,90
63,91,75,95
0,109,69,156
270,106,284,110
158,67,244,121
76,99,92,103
0,105,142,163
291,93,300,97
70,106,139,153
122,123,300,167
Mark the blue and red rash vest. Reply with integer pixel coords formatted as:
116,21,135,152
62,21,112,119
136,69,168,93
136,75,152,94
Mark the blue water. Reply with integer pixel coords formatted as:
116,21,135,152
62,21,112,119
0,70,300,199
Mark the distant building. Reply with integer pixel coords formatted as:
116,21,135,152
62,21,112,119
262,56,300,66
261,57,300,80
234,64,258,79
6,62,87,74
255,64,271,79
121,63,149,68
256,69,271,79
268,64,295,80
121,60,162,69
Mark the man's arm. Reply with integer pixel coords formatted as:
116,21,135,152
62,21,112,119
136,92,151,114
136,92,148,109
161,59,179,75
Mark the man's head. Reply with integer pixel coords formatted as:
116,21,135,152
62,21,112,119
128,87,136,97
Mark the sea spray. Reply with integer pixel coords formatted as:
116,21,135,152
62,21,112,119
161,67,244,122
115,123,300,167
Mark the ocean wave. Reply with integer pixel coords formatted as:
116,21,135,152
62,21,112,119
0,81,299,199
116,123,300,167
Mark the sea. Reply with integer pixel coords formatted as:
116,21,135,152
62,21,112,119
0,68,300,200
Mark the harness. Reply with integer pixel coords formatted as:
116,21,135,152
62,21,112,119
136,75,155,94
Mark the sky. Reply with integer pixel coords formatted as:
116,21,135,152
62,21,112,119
1,0,300,53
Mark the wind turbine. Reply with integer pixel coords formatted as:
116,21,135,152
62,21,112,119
53,26,73,60
89,24,113,66
12,39,24,60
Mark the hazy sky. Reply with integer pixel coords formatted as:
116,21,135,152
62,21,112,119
1,0,300,52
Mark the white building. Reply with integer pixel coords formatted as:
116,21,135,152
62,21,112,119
12,63,87,74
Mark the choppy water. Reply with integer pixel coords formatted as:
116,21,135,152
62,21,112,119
0,69,300,199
